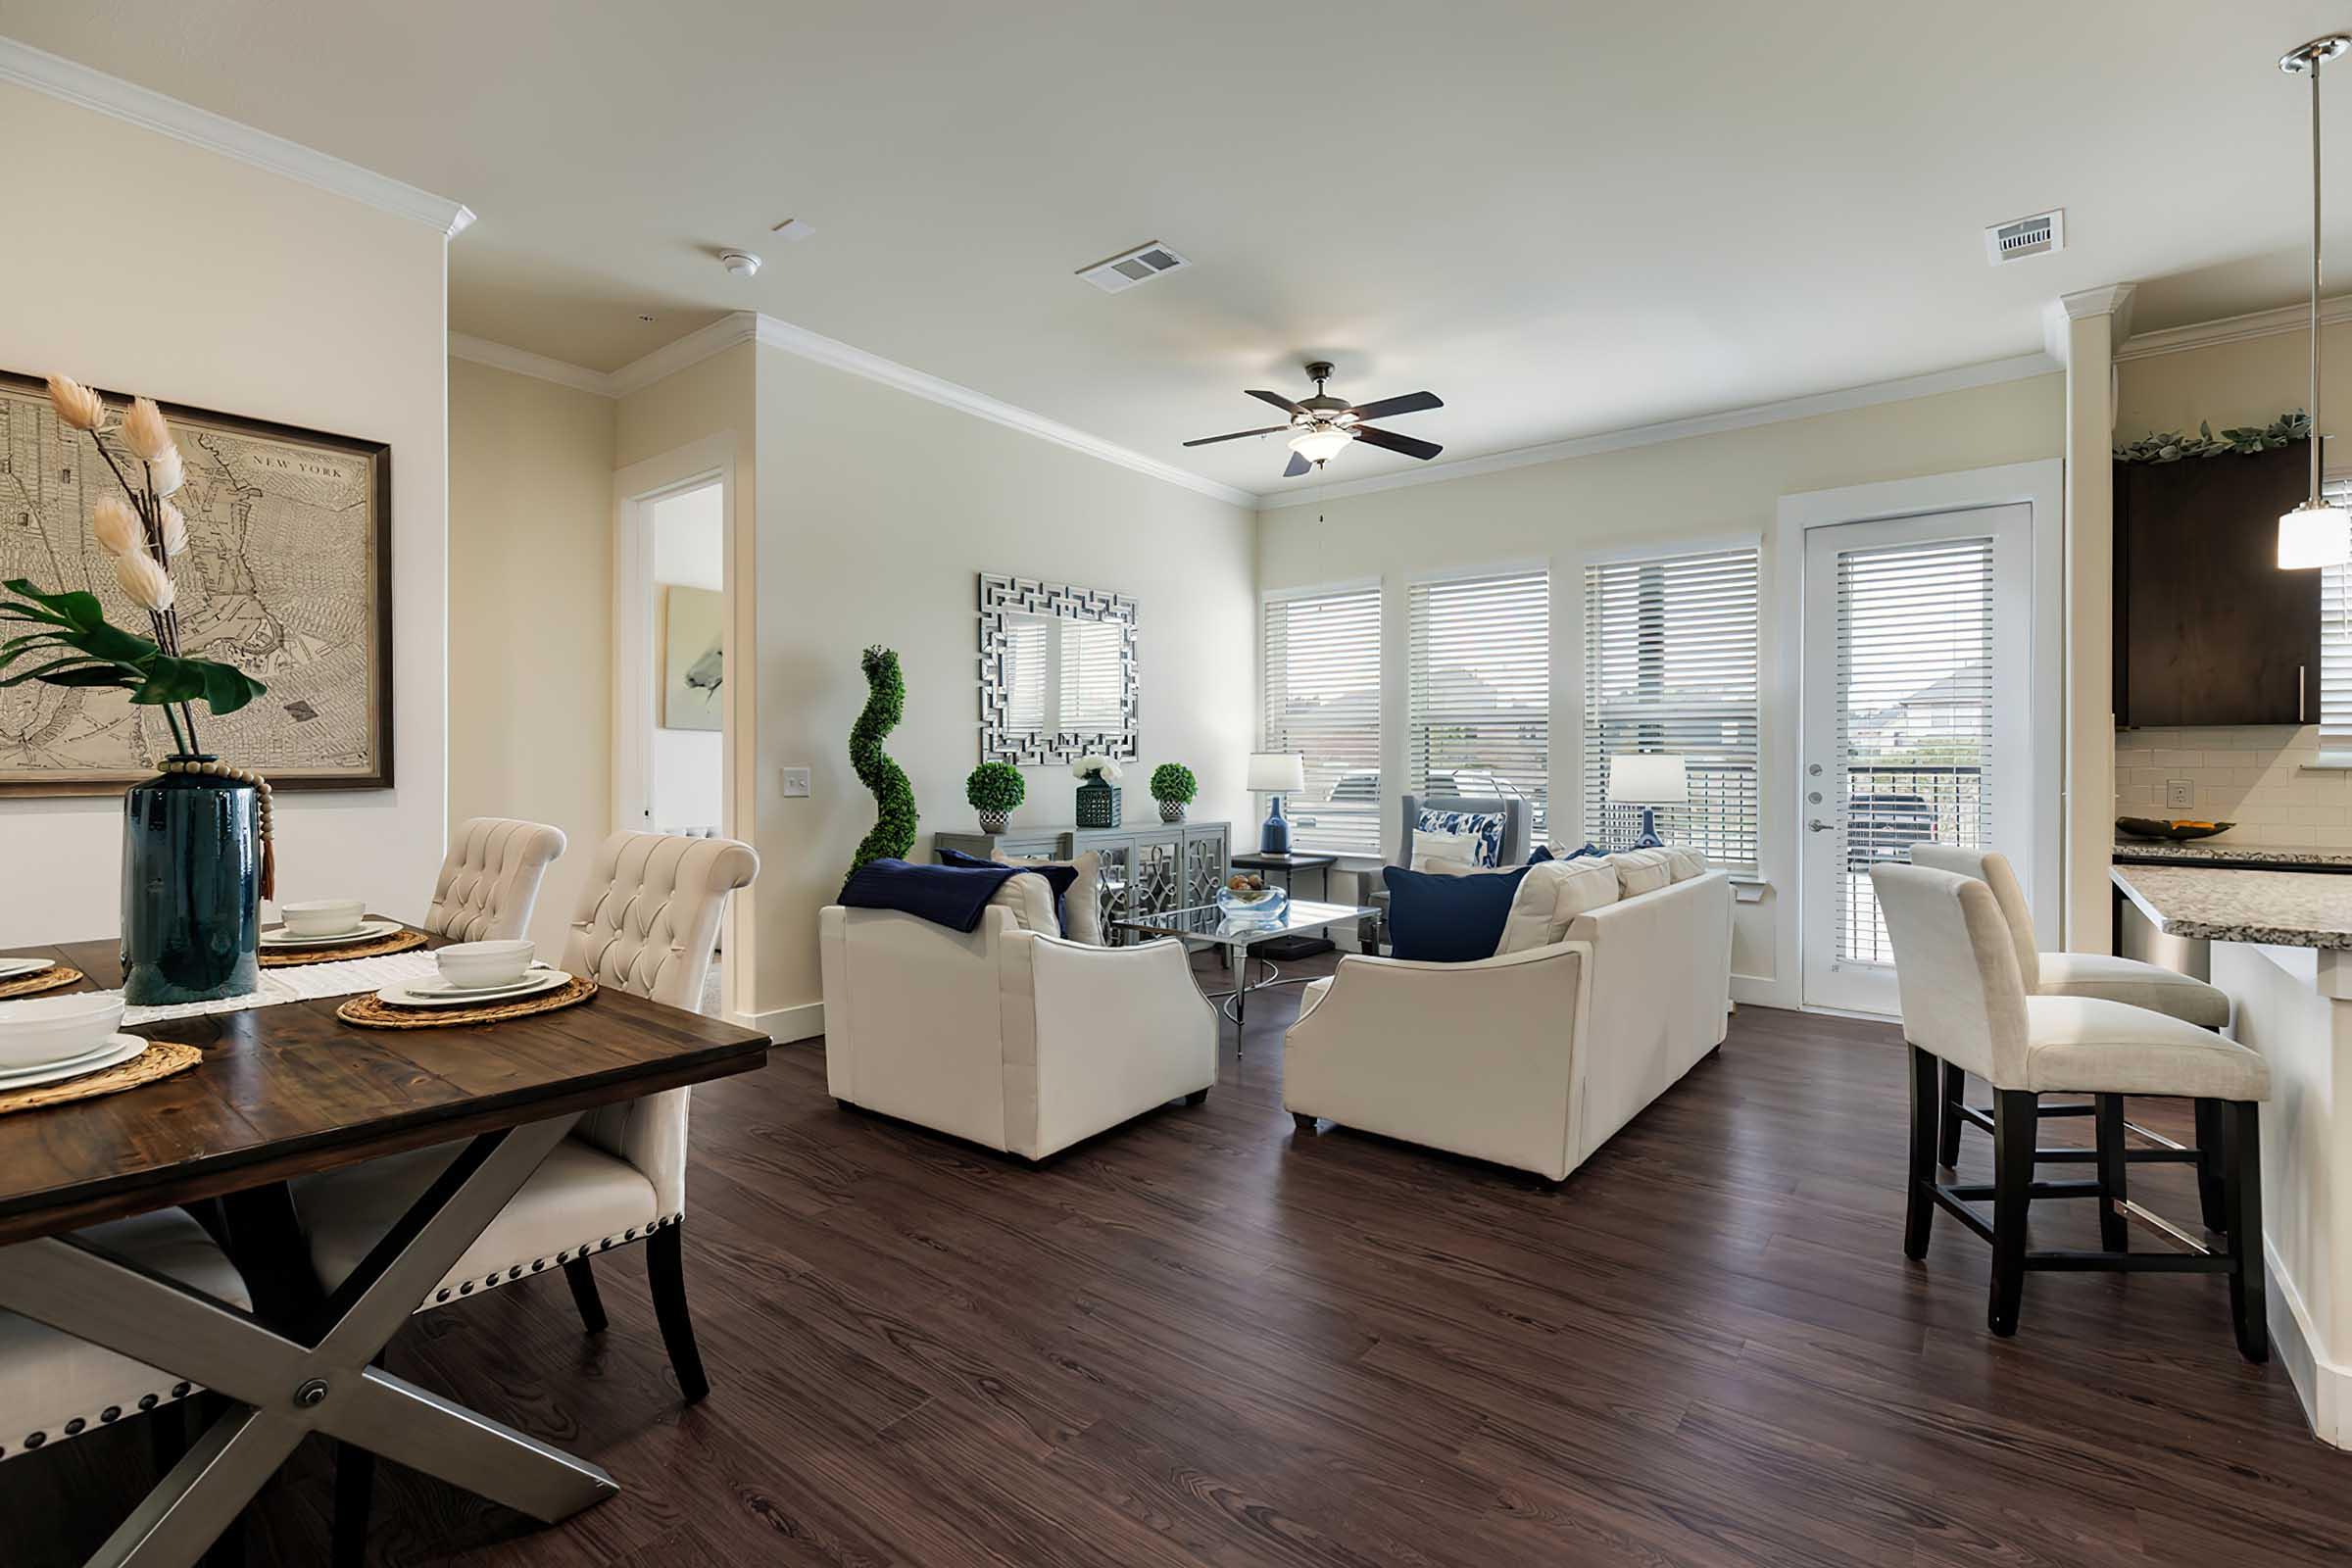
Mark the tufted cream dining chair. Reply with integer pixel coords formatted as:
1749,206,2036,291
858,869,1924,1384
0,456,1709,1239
297,830,757,1567
422,815,567,943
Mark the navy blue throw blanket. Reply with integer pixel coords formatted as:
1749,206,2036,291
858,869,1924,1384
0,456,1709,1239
937,848,1078,935
839,858,1024,933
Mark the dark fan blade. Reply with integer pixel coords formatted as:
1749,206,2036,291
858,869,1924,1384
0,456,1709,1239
1182,424,1290,448
1247,389,1308,416
1351,424,1444,461
1283,450,1312,478
1346,390,1444,420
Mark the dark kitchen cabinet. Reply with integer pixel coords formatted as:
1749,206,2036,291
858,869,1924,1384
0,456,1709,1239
2113,443,2322,727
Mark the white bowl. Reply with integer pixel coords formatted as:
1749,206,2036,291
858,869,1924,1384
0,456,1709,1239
436,940,534,991
0,991,126,1069
281,899,368,938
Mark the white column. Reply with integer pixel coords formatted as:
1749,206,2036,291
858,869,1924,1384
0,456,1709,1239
2050,284,2135,953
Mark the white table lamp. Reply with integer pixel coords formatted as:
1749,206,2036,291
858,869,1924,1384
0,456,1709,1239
1247,752,1307,853
1608,753,1688,849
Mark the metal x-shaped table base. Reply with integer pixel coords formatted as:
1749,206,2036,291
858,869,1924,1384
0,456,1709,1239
0,1114,616,1568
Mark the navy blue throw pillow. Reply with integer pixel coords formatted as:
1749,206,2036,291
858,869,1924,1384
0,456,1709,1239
1528,843,1602,866
938,846,1076,934
1528,845,1552,865
1383,863,1532,963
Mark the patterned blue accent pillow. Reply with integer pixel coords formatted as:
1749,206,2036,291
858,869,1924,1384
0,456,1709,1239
1416,808,1504,868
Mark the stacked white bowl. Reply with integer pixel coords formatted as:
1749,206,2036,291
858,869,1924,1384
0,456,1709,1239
0,992,126,1070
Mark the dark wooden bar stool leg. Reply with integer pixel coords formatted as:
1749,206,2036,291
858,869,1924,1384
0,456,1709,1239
1987,1090,2036,1337
1937,1060,1966,1167
2224,1101,2269,1363
2194,1098,2230,1233
1905,1047,1940,1260
2094,1095,2130,1253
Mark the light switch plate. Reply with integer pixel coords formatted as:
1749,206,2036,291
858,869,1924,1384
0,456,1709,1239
2164,778,2194,810
781,766,811,799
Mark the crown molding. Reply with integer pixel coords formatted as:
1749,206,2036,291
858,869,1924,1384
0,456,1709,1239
447,333,612,397
604,313,760,398
0,36,474,238
1255,351,2063,512
745,316,1253,508
2116,293,2352,363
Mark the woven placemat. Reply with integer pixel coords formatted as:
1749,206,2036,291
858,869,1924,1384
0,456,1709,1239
261,930,427,967
0,1041,201,1116
336,975,598,1030
0,965,83,1000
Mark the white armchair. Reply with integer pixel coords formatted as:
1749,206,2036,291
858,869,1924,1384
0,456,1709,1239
820,903,1216,1158
1285,869,1734,1183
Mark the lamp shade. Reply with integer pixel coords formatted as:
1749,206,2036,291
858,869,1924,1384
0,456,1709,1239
1247,752,1307,794
1608,753,1688,805
2279,499,2352,568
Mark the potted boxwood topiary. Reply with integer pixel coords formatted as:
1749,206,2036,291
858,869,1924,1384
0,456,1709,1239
966,760,1025,834
1150,762,1198,824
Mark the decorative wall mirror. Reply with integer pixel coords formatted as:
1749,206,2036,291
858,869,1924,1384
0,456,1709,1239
977,573,1138,764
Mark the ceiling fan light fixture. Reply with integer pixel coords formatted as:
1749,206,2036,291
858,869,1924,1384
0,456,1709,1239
1288,424,1353,464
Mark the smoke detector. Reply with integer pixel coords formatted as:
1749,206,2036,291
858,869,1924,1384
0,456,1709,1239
719,249,762,278
1984,210,2064,266
1076,241,1191,293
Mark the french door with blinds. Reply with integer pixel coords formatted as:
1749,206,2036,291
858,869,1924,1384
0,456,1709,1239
1799,505,2034,1014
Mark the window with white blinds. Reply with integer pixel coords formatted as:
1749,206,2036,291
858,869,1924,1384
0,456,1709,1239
1583,547,1760,869
1833,535,1994,965
2322,477,2352,749
1060,619,1125,731
1408,569,1548,833
1262,585,1383,855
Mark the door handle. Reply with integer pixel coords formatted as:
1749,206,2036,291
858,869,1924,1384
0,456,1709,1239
1807,818,1837,833
2302,664,2308,724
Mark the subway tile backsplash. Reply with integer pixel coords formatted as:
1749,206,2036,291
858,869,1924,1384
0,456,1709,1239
2115,726,2351,848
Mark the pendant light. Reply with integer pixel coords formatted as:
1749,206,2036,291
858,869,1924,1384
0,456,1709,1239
2280,35,2352,569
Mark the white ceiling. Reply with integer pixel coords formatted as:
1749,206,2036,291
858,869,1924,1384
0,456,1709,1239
4,2,2349,499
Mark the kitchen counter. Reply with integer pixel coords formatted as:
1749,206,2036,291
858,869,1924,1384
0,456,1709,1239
2111,862,2352,949
2114,838,2352,870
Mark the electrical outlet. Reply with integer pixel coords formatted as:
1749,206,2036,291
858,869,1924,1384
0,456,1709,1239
2165,778,2195,810
781,766,811,799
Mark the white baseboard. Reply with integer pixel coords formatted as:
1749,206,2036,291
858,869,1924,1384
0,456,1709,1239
2265,1235,2349,1446
739,1000,823,1045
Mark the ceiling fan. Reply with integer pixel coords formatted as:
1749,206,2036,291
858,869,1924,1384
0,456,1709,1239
1183,361,1444,478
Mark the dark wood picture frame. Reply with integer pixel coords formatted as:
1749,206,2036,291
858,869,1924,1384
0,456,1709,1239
0,370,393,795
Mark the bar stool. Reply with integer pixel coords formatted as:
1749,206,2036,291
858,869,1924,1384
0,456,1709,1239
1871,862,2268,1358
1907,844,2234,1231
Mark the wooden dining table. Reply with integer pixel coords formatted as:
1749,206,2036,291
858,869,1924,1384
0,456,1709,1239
0,930,771,1568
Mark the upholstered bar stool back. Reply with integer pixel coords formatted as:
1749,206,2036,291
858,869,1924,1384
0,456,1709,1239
424,816,567,943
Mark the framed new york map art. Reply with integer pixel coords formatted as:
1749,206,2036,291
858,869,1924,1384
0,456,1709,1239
0,370,393,795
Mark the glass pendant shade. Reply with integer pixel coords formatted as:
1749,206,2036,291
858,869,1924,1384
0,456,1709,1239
1288,425,1352,464
2279,498,2352,568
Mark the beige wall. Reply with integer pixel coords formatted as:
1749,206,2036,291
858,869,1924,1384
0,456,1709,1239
447,357,617,951
0,81,452,945
754,344,1256,1034
1257,372,2067,1007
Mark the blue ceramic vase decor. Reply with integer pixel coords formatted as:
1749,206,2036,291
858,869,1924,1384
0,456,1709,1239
121,756,263,1004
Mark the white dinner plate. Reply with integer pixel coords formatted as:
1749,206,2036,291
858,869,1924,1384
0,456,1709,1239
0,1034,145,1089
375,969,572,1009
260,917,402,949
0,956,57,980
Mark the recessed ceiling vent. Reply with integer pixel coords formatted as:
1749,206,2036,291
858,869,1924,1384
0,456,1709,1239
1077,241,1191,293
1984,209,2064,266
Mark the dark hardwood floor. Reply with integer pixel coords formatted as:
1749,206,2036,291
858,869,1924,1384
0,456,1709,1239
11,952,2350,1566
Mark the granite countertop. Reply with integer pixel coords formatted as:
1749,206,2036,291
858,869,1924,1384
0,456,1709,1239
2112,837,2352,868
2112,862,2352,949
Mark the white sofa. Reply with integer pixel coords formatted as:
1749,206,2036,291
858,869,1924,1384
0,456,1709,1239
819,901,1217,1158
1284,865,1734,1182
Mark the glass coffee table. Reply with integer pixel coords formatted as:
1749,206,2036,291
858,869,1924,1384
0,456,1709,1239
1113,899,1378,1051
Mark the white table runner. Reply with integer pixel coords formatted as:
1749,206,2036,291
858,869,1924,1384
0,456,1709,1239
118,951,441,1027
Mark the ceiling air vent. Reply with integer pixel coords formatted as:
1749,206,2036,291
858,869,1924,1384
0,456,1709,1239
1984,209,2064,266
1077,241,1191,293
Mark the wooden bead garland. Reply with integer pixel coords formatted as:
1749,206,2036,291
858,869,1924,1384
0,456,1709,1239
158,757,276,900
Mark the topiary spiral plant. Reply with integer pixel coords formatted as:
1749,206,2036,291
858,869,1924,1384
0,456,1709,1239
849,644,916,875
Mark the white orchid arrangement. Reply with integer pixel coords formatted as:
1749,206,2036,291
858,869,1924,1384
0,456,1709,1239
1071,754,1123,784
0,376,265,758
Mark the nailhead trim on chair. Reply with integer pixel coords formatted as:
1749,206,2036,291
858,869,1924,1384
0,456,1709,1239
414,1213,685,1315
7,1382,193,1463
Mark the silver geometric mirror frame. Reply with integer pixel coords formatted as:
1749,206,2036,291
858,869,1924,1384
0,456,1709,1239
977,572,1139,764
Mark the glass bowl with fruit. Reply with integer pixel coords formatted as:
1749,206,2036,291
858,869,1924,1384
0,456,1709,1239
1215,872,1288,923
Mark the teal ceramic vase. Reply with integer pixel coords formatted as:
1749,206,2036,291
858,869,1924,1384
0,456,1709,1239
121,757,262,1004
